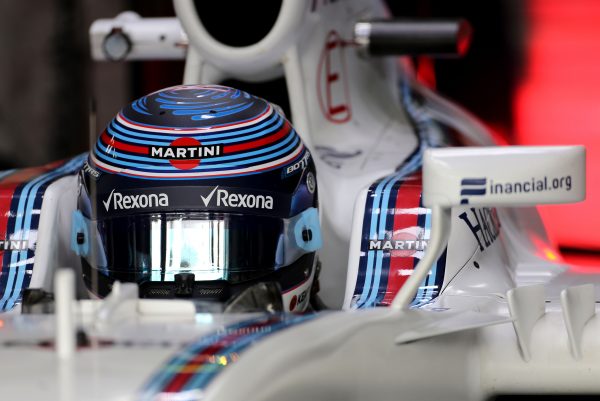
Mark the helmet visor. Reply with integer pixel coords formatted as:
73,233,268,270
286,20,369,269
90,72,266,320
84,212,289,284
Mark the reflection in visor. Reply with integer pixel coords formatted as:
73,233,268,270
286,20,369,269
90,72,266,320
87,213,285,284
161,218,228,282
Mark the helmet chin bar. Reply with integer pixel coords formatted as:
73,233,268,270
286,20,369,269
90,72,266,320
82,253,315,313
142,276,285,314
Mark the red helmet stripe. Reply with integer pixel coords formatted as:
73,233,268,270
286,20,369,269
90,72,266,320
223,121,290,154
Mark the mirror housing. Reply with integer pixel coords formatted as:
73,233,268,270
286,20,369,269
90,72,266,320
423,146,586,208
391,145,586,310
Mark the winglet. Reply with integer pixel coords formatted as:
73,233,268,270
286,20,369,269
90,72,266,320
507,285,546,362
560,284,596,360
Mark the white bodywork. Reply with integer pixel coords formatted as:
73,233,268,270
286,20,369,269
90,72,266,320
30,175,85,296
0,1,598,400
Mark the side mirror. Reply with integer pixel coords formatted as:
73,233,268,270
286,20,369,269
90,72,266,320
423,146,585,208
391,146,586,310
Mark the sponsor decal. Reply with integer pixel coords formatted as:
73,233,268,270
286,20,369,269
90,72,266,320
490,175,572,194
199,186,219,207
200,186,274,210
306,171,316,194
102,189,169,211
459,207,501,252
83,161,101,179
368,231,428,257
149,137,223,170
298,290,307,305
289,290,308,311
0,240,29,251
460,178,487,205
289,294,298,310
461,175,573,204
283,151,311,178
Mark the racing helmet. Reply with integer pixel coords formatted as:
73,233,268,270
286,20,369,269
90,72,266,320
72,85,321,312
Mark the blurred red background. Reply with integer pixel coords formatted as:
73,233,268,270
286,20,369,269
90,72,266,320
516,0,600,253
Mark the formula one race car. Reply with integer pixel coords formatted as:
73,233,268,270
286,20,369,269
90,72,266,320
0,1,597,401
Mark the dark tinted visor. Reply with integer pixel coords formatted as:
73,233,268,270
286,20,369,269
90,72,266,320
87,212,285,284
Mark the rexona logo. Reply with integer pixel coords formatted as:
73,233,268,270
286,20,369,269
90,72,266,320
103,189,169,211
149,137,223,170
200,186,274,210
